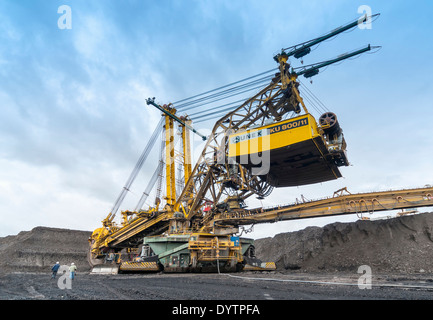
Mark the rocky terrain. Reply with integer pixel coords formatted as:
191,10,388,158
1,213,433,300
254,212,433,274
0,227,91,274
1,212,433,275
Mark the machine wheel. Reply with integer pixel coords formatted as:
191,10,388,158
319,112,341,136
87,246,105,268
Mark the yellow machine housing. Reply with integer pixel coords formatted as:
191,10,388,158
228,114,347,187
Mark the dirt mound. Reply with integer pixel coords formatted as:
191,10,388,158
3,212,433,275
254,212,433,274
0,227,92,274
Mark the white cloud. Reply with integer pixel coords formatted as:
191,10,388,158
1,0,432,239
0,159,106,235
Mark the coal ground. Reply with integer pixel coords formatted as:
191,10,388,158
254,211,433,274
1,212,433,301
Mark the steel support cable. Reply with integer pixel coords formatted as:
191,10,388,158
299,81,329,112
179,82,269,116
189,98,246,117
155,131,166,204
176,74,273,110
193,80,322,123
298,91,323,116
135,135,165,211
193,89,265,123
194,106,242,123
193,104,242,121
190,98,246,121
134,160,164,211
178,80,271,113
193,97,261,123
176,75,275,111
125,119,163,187
177,75,274,111
172,68,278,106
174,72,268,106
299,81,329,113
109,117,164,216
176,86,262,123
186,73,326,122
193,76,326,123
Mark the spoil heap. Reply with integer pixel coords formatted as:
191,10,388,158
254,212,433,273
0,227,92,274
2,212,433,275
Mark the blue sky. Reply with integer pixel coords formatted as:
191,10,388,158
0,0,432,237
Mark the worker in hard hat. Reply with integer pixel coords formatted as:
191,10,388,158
69,262,77,280
51,261,60,279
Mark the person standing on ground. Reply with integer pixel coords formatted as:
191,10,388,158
51,261,60,279
69,262,77,280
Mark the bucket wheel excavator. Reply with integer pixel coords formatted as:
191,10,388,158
88,14,433,273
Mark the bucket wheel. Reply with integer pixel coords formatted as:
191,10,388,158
87,242,105,268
